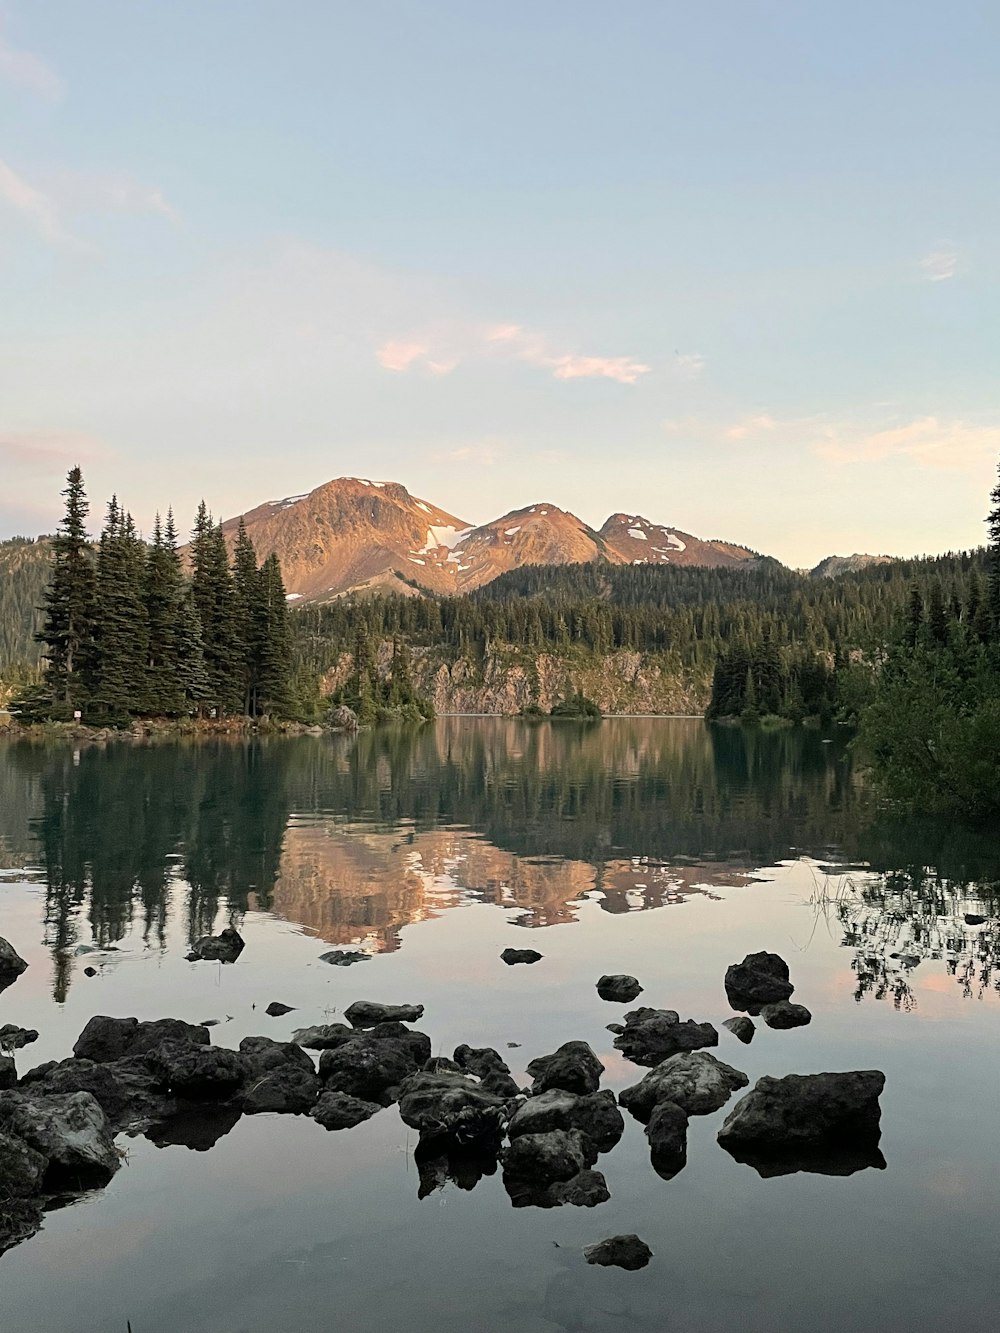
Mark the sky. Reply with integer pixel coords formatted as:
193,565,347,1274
1,0,997,567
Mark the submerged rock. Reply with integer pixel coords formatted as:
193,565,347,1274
344,1001,425,1028
505,1167,610,1210
0,1090,120,1187
645,1100,689,1179
265,1001,295,1017
725,952,794,1011
319,950,370,966
619,1050,748,1122
312,1090,382,1130
583,1234,653,1270
596,975,643,1003
186,926,245,963
501,948,543,965
72,1015,210,1064
722,1016,755,1044
0,936,28,991
0,1025,39,1052
526,1041,604,1095
760,1001,812,1030
613,1008,718,1067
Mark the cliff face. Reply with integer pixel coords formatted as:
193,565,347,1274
324,643,709,715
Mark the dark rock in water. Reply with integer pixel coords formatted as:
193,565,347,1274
145,1102,243,1152
0,936,28,991
243,1065,321,1114
645,1101,689,1179
964,913,987,926
415,1141,498,1198
83,966,97,977
502,1128,593,1183
291,1022,357,1050
312,1090,382,1130
424,1056,463,1074
367,1022,432,1066
501,948,542,965
717,1071,886,1162
186,926,245,963
507,1089,624,1153
0,1129,48,1197
722,1016,755,1044
0,1055,16,1090
760,1001,812,1030
0,1090,120,1187
724,1138,887,1178
596,975,643,1003
605,1023,625,1035
0,1026,39,1052
725,951,794,1011
397,1070,510,1148
319,950,370,966
344,1000,425,1028
613,1008,718,1067
505,1167,610,1210
318,1036,419,1104
0,1196,44,1257
330,704,359,730
583,1234,653,1270
73,1015,210,1064
265,1002,295,1017
526,1041,604,1095
239,1036,315,1077
453,1044,522,1098
619,1051,748,1122
155,1043,247,1100
17,1054,171,1131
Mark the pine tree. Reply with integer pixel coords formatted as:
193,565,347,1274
904,584,924,649
190,507,238,716
926,579,949,646
144,512,189,716
986,459,1000,640
232,518,263,714
37,467,97,718
256,553,293,716
90,501,149,721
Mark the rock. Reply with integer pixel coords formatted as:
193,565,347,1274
725,951,794,1011
312,1090,382,1130
424,1056,463,1074
292,1023,357,1049
344,1000,424,1028
397,1071,510,1148
265,1002,295,1017
243,1065,321,1114
507,1089,624,1153
319,950,370,966
964,913,987,926
722,1016,755,1043
596,975,643,1003
238,1037,315,1077
144,1103,243,1152
0,1197,44,1257
0,1130,48,1196
0,936,28,990
619,1051,749,1122
0,1090,120,1186
0,1026,39,1051
505,1168,610,1210
526,1041,604,1095
72,1015,210,1064
330,704,359,730
613,1008,718,1067
584,1234,653,1270
367,1022,432,1065
502,1129,593,1183
501,948,542,965
760,1001,812,1030
645,1101,689,1179
186,925,245,963
154,1043,247,1100
453,1044,522,1098
605,1023,625,1035
16,1054,171,1131
318,1036,418,1104
83,966,97,977
717,1071,886,1160
0,1055,16,1090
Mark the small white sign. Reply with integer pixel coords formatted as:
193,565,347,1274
73,710,82,721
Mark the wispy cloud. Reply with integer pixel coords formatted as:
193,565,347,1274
919,245,959,282
815,416,999,470
0,26,64,100
377,320,650,385
671,351,706,380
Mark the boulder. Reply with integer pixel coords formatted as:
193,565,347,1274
238,1036,315,1078
501,948,542,965
0,1130,48,1196
714,1066,890,1151
0,1090,120,1186
583,1234,652,1270
265,1002,295,1017
596,975,643,1003
964,913,987,926
507,1088,623,1153
645,1101,689,1180
0,1055,16,1090
502,1129,593,1183
318,1036,418,1104
724,952,794,1011
505,1167,610,1210
15,1054,171,1130
154,1043,247,1100
526,1041,604,1095
0,1025,39,1052
312,1090,382,1130
319,950,370,966
760,1001,812,1030
722,1016,755,1044
330,705,359,730
243,1065,321,1114
0,1197,44,1258
186,926,245,963
454,1044,521,1098
613,1008,718,1067
0,936,28,990
292,1023,357,1050
72,1015,210,1064
344,1001,424,1028
619,1051,748,1122
397,1070,510,1148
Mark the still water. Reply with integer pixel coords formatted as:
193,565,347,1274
0,719,997,1332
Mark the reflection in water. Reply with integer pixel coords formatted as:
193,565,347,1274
1,720,997,1003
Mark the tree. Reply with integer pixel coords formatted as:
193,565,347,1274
190,506,238,716
255,553,293,716
37,467,97,717
987,460,1000,639
89,500,149,721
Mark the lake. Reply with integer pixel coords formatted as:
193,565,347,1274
0,719,997,1333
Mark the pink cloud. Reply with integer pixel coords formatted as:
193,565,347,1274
377,340,456,375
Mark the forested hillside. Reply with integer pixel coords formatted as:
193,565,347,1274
0,538,51,681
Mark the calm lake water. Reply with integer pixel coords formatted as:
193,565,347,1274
0,719,998,1333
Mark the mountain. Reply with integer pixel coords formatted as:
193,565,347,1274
225,477,761,602
810,554,895,579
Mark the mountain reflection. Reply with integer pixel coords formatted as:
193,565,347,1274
1,719,996,1001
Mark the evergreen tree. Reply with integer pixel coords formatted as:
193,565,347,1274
987,461,1000,639
232,518,263,714
89,500,149,721
37,467,97,717
190,506,238,716
255,553,293,716
144,512,190,716
926,579,949,646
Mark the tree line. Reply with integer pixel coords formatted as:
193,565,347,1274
17,468,295,724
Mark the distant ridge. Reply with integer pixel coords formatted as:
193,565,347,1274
810,553,895,579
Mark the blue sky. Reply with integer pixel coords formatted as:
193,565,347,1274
1,0,997,565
